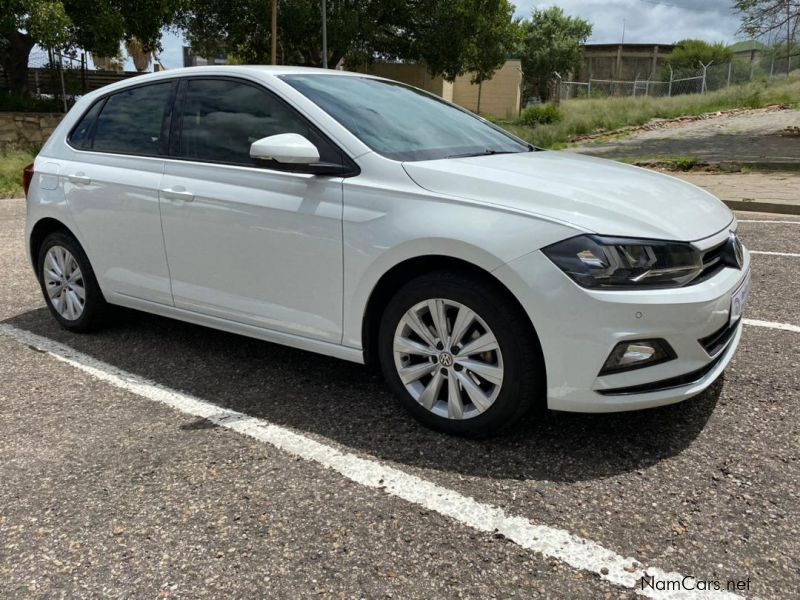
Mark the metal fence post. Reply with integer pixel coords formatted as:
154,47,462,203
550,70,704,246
668,65,673,97
57,53,67,112
699,61,712,94
727,62,732,87
80,52,87,93
587,78,592,97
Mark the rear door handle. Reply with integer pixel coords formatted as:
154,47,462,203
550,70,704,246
67,173,91,185
160,187,194,202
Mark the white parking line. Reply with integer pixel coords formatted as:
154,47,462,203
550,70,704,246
750,250,800,258
744,319,800,333
738,220,800,224
0,323,744,600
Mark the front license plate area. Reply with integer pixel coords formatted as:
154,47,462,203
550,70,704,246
730,270,751,325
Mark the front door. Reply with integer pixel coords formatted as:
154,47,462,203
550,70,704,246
159,77,345,343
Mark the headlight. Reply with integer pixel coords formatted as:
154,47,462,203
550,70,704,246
542,235,703,289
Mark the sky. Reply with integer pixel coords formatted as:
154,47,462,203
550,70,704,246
512,0,744,46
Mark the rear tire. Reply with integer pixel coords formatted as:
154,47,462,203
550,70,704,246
378,271,545,436
37,231,109,333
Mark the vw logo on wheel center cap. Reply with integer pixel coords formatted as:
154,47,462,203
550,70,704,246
438,352,454,367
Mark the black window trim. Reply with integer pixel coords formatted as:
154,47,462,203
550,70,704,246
66,74,359,178
66,79,179,158
168,75,359,177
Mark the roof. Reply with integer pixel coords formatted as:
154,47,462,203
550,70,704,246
582,43,677,50
728,40,767,53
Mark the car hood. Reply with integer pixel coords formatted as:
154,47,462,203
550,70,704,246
402,151,733,242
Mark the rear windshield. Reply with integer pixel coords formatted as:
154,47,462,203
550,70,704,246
280,74,529,162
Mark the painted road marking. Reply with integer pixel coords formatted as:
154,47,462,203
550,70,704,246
749,251,800,258
738,220,800,224
0,323,745,600
743,318,800,334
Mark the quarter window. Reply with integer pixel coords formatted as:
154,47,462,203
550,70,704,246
175,78,338,166
68,99,105,150
91,82,175,155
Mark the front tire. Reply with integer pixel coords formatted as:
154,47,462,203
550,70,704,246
37,231,108,332
378,271,544,436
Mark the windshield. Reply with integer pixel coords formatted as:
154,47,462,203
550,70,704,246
280,74,530,162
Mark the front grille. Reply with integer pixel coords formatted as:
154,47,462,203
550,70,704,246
699,318,741,356
692,240,728,284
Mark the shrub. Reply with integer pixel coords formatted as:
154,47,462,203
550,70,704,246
517,103,562,127
0,92,63,113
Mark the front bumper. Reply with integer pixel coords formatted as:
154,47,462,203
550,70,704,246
495,229,750,413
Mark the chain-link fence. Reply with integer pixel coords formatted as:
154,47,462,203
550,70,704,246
560,54,799,100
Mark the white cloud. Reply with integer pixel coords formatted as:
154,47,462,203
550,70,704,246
513,0,744,45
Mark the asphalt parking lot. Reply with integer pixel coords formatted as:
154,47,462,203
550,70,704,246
1,198,798,599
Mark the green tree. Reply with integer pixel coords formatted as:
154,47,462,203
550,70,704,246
666,39,734,77
0,0,179,96
518,7,592,102
463,1,520,113
179,0,517,81
736,0,800,74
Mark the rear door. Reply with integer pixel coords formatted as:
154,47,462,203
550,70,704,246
63,81,177,305
158,77,346,342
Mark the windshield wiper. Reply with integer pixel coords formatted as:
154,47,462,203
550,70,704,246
446,149,519,159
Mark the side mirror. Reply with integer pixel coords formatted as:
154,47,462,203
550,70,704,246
250,133,320,165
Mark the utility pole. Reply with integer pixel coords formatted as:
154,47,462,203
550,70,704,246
788,0,792,77
271,0,278,65
321,0,328,68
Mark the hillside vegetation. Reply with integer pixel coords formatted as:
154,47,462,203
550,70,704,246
502,74,800,149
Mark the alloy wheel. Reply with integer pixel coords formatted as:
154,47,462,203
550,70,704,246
43,245,86,321
392,298,504,420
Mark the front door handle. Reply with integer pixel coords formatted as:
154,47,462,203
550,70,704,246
67,173,91,185
160,187,195,202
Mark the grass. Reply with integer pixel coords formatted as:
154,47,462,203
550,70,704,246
501,74,800,149
0,150,35,199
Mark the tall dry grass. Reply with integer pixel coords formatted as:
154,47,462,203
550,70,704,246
502,74,800,149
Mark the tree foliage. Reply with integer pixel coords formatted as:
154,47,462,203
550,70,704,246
736,0,800,74
736,0,800,40
0,0,179,95
666,39,735,78
517,7,592,101
178,0,518,81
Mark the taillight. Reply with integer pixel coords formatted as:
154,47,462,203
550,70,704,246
22,163,34,198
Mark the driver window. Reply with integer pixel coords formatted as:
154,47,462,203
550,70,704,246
175,78,339,166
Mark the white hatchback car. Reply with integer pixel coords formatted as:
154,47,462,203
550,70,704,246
24,66,750,435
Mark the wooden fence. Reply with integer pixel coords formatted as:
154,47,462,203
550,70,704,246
1,67,142,97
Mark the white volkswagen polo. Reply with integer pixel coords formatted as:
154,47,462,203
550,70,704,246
24,66,750,435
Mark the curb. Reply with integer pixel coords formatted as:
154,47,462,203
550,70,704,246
723,199,800,215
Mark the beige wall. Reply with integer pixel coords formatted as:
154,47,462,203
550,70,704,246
357,62,447,97
355,59,522,119
451,59,521,119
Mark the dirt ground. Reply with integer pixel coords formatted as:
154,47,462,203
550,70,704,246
573,106,800,165
668,170,800,211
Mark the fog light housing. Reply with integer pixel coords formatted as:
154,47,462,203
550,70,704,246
599,339,676,375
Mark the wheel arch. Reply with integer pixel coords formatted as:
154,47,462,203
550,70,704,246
361,254,542,368
29,218,80,275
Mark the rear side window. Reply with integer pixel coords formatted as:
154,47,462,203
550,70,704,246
91,82,175,156
68,100,104,149
175,78,339,166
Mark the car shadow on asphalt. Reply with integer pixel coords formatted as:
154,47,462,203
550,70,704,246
4,307,722,484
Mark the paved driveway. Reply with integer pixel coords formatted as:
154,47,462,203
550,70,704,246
1,198,798,599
